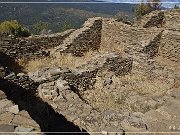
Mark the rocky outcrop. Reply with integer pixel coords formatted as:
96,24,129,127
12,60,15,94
53,17,102,56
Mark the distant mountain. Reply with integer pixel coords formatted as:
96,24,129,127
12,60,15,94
0,1,136,33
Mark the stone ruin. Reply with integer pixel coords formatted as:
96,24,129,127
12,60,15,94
0,9,180,134
0,29,74,60
53,17,103,56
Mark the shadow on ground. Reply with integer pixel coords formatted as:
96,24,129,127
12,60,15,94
0,78,89,135
0,52,24,73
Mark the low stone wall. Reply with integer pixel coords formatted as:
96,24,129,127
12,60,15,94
159,29,180,62
163,9,180,30
143,12,165,28
133,11,165,28
142,31,164,58
134,9,180,29
0,29,74,59
53,17,103,56
29,53,133,95
101,18,162,54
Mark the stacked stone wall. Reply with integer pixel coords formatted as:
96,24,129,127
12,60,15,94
134,9,180,29
53,17,103,56
29,53,133,95
143,11,165,28
160,30,180,62
0,29,74,59
142,31,164,58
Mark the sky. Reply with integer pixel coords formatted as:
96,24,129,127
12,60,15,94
98,0,180,8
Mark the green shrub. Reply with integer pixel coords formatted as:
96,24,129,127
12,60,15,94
19,27,31,37
0,20,31,37
174,4,179,9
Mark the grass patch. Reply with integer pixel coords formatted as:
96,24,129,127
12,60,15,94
18,51,97,72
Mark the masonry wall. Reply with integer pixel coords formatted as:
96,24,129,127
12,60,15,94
101,18,162,54
53,17,103,56
160,30,180,62
142,31,164,58
0,29,74,59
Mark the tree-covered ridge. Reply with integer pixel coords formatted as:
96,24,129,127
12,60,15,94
0,3,136,33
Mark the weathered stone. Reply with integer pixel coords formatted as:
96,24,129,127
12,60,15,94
0,90,6,100
0,112,14,124
12,114,40,129
14,126,34,132
53,17,102,56
65,53,133,92
160,30,180,62
0,99,13,109
6,105,19,114
0,124,16,132
134,10,180,29
0,29,74,60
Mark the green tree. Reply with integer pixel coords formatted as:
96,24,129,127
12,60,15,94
19,27,31,37
0,20,20,35
32,21,48,35
174,4,179,9
0,20,30,37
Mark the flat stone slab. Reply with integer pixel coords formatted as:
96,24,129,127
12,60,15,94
11,114,40,130
0,124,16,132
6,105,19,114
14,126,34,133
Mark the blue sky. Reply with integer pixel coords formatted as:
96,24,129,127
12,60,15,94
98,0,180,8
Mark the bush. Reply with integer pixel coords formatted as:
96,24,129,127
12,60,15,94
0,20,31,37
174,4,179,9
19,27,31,37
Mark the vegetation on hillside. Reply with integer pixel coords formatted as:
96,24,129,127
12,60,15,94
0,20,31,37
174,4,179,9
0,3,135,33
32,21,49,35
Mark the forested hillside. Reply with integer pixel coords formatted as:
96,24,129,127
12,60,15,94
0,1,136,33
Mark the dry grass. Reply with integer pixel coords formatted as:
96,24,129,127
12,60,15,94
82,73,171,112
100,38,125,53
18,51,97,72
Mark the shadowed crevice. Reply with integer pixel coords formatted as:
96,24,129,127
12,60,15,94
0,78,89,135
0,52,23,73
